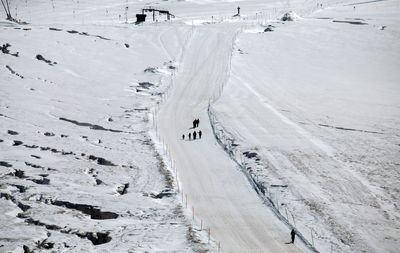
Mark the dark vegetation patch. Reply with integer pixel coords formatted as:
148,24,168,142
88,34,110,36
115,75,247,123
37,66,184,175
95,35,110,41
117,183,129,195
0,113,13,119
6,65,24,78
59,117,123,133
150,189,174,199
36,54,57,66
237,49,247,55
0,192,31,211
11,184,27,193
7,130,19,135
30,177,50,185
144,67,157,73
24,217,111,245
23,245,33,253
51,200,118,220
20,141,122,167
0,161,12,167
270,184,288,188
133,108,149,112
13,140,23,146
332,20,368,25
243,151,258,159
49,27,62,31
88,155,116,166
76,231,112,245
264,24,275,32
24,217,61,230
8,169,26,178
24,144,39,148
66,29,111,40
36,239,54,249
138,82,154,89
1,43,19,57
25,162,44,169
87,168,103,185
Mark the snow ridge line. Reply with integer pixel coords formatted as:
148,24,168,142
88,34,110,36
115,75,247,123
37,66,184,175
207,105,319,253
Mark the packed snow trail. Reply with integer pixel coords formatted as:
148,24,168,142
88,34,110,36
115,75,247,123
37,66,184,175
157,23,303,252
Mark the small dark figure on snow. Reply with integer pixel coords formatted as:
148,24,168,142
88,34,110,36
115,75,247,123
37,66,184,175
291,229,296,244
199,130,202,139
188,133,191,140
182,134,185,140
192,120,196,128
196,119,200,127
193,131,197,140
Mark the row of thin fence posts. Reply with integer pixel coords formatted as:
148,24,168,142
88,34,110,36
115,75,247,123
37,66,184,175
151,13,340,252
150,26,222,252
204,11,341,252
153,105,221,252
207,105,323,252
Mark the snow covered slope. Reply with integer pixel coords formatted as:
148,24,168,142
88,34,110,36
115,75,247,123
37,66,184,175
1,0,399,252
156,22,307,252
213,0,400,252
0,1,215,252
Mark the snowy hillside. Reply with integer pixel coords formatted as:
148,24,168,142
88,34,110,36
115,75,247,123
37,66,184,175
213,0,400,252
1,0,399,252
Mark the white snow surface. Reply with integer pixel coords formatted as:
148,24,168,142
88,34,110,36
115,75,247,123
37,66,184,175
1,0,399,252
213,1,400,252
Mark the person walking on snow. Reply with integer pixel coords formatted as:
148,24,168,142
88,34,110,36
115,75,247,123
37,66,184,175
291,229,296,244
188,133,191,140
192,120,196,129
199,130,202,139
196,119,200,127
193,131,197,140
182,134,185,140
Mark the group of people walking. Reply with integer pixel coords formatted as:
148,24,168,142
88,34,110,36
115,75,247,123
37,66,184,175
192,118,200,128
182,118,202,141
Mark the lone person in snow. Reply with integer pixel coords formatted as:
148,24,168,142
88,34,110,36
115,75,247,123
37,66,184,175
193,131,197,140
291,229,296,244
199,130,202,139
182,134,185,140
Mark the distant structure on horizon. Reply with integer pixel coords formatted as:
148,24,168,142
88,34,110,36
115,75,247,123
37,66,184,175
232,6,241,17
136,7,174,23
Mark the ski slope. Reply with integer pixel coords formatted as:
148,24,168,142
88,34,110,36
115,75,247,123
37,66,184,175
156,23,305,252
213,1,400,252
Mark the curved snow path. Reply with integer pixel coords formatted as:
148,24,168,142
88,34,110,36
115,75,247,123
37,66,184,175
157,23,303,253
